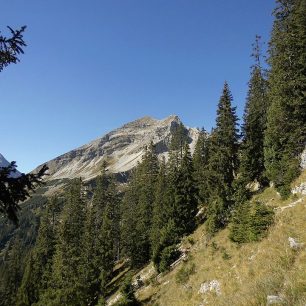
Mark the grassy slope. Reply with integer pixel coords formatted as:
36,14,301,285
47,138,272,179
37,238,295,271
108,173,306,306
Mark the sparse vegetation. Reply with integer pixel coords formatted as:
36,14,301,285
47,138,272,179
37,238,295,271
175,262,196,285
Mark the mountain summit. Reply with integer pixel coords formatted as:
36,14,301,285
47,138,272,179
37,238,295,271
36,115,199,181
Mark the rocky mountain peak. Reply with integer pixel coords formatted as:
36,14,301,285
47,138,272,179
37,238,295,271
34,115,199,181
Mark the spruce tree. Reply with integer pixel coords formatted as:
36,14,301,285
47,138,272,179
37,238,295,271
151,219,179,272
240,36,268,186
172,143,198,236
0,238,24,306
121,143,159,268
229,201,274,243
40,179,87,306
264,0,306,197
206,82,239,233
82,165,118,303
193,128,210,205
16,198,59,306
120,167,142,267
170,122,189,152
150,157,168,259
152,141,197,271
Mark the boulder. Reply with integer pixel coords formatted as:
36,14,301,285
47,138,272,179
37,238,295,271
291,183,306,195
266,295,284,305
288,237,304,250
198,280,221,296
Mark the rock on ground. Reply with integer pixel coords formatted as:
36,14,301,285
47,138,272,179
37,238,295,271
198,280,221,296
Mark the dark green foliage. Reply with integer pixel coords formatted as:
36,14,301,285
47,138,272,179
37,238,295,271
206,82,239,233
151,140,197,272
0,238,25,306
121,143,159,268
0,26,26,71
193,128,210,205
240,36,269,186
150,158,168,259
0,196,43,306
82,165,118,302
136,143,159,263
120,168,143,267
159,245,180,273
229,201,274,243
0,162,48,225
264,0,306,197
15,252,36,306
16,198,59,306
232,178,252,209
175,262,196,285
97,296,106,306
115,274,140,306
172,144,198,236
205,195,227,234
151,219,179,272
39,179,87,305
170,122,189,151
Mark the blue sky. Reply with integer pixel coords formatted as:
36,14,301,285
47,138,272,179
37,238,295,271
1,0,275,173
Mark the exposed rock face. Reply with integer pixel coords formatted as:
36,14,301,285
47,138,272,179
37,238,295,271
198,280,221,296
291,183,306,195
34,115,199,181
288,237,304,250
0,153,21,178
266,295,284,305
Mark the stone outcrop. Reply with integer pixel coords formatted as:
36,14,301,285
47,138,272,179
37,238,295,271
198,280,221,296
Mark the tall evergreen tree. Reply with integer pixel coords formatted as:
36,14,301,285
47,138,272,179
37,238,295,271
82,165,118,303
172,143,198,236
206,82,239,233
0,238,24,306
120,167,142,268
39,179,87,306
264,0,306,197
170,122,189,152
121,143,159,268
193,128,210,205
240,36,269,186
150,157,168,257
16,198,59,306
152,141,198,271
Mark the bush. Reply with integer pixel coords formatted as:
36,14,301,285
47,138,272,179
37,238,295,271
114,274,140,306
158,245,180,273
222,249,231,260
175,262,196,285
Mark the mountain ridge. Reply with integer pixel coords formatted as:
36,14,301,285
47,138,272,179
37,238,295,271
33,115,199,181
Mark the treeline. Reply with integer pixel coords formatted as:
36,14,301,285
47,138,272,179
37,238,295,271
1,0,305,305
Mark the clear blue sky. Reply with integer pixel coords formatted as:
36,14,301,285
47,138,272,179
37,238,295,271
1,0,275,173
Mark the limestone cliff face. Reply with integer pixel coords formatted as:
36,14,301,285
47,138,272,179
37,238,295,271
34,115,199,181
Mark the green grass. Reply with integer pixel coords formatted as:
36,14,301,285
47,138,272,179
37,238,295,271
106,175,306,306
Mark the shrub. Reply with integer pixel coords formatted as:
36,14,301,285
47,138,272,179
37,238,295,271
158,245,180,273
175,262,196,285
114,274,140,306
